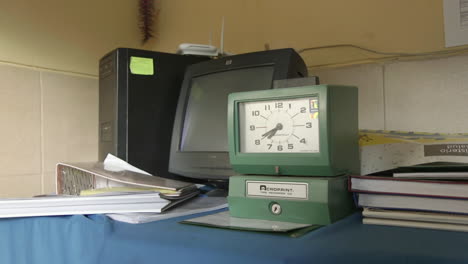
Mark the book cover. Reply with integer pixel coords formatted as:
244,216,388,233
392,162,468,179
357,193,468,214
363,217,468,232
393,171,468,179
349,175,468,199
359,130,468,175
362,207,468,225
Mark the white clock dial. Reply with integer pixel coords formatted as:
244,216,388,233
238,97,320,153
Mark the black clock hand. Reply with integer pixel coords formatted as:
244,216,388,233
262,123,283,139
267,123,283,139
261,129,275,139
266,130,277,139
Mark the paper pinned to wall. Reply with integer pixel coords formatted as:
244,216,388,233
129,56,154,75
443,0,468,47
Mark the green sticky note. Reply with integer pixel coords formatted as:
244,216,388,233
129,56,154,75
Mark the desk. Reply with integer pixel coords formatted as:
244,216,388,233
1,210,467,264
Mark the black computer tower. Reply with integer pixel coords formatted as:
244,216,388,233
98,48,208,178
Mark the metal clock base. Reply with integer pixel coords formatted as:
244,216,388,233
227,175,355,225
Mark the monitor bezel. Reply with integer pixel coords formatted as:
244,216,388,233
169,49,307,181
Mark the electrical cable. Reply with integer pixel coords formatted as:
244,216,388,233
297,44,468,68
0,59,97,78
297,44,468,57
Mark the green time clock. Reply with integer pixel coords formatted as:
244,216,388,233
227,85,359,176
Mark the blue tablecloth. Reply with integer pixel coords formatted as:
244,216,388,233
1,210,468,264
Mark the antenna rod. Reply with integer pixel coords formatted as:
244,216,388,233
209,31,212,46
220,16,225,55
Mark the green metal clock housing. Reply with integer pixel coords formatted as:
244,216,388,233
227,85,359,176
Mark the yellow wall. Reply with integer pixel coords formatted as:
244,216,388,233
0,0,142,76
0,0,454,75
156,0,450,69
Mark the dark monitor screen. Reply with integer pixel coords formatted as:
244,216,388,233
169,48,308,184
181,66,274,152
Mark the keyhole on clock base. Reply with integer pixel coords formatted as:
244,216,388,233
270,202,282,215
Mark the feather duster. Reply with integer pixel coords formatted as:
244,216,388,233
139,0,156,44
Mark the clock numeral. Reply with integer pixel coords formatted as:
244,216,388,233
277,145,283,151
288,144,294,149
289,103,292,109
252,110,260,116
250,125,255,131
275,102,283,109
300,107,306,113
306,122,312,128
300,138,306,144
267,144,273,150
255,139,260,145
265,105,270,110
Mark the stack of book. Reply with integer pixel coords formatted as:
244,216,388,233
0,193,172,218
0,154,200,220
349,163,468,232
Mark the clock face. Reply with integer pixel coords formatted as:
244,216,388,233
238,96,320,153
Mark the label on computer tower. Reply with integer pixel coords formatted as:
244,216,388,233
99,53,115,79
100,122,113,142
246,181,308,200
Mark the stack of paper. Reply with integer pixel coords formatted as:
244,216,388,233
0,193,169,218
107,196,228,224
0,154,202,220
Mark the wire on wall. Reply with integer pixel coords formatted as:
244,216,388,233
298,44,468,69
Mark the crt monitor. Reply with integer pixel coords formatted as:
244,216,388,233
169,48,308,184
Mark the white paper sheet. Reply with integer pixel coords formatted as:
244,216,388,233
107,197,228,224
